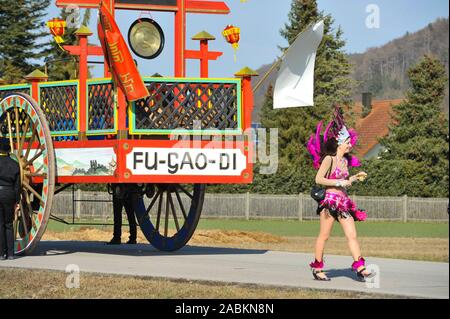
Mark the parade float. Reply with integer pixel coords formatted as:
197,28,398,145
0,0,257,254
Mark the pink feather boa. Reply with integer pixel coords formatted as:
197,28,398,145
355,210,367,221
348,128,358,147
306,121,323,169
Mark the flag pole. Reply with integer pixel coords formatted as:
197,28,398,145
252,22,317,94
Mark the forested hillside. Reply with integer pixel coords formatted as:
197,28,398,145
252,17,449,121
349,18,448,112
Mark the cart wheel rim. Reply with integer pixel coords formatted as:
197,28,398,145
135,184,206,252
0,93,55,255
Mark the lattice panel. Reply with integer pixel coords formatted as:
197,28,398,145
40,84,78,134
134,81,239,131
0,108,31,138
1,87,37,139
87,82,115,132
0,87,31,101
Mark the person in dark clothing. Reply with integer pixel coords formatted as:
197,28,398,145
0,137,21,260
107,183,140,245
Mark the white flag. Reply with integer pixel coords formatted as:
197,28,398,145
273,20,324,109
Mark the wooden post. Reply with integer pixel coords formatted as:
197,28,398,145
199,39,210,77
24,69,48,101
298,193,304,221
235,67,258,131
175,0,186,77
235,67,258,185
187,31,222,78
63,26,104,140
0,78,5,86
117,89,128,139
245,192,250,220
76,189,82,219
76,26,92,141
403,195,408,223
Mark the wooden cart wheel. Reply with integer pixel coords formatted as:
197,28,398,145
135,184,206,252
0,93,55,255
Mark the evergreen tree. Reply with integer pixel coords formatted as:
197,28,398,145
258,0,353,194
0,0,51,83
377,55,449,197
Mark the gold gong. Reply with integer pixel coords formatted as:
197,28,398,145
128,18,165,59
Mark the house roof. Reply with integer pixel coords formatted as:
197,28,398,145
352,99,403,158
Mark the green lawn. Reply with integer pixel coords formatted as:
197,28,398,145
46,218,449,238
198,220,449,238
46,219,113,232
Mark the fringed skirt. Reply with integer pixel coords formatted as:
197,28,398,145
317,191,367,222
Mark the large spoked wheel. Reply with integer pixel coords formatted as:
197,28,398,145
135,184,206,252
0,93,55,255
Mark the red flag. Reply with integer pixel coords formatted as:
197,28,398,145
98,1,149,102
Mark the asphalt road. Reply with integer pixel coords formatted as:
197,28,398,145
1,241,448,299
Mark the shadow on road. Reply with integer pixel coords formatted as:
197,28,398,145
326,268,359,281
25,241,269,258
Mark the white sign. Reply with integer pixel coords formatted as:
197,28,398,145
127,148,247,176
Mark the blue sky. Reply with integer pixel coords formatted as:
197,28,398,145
44,0,449,78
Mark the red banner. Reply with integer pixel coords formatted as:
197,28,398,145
98,1,149,102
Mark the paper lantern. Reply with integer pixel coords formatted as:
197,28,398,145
222,25,241,62
47,18,66,45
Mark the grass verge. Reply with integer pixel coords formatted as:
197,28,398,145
0,268,401,299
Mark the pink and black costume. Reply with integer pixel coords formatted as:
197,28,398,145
307,106,375,281
307,107,367,222
306,107,374,281
318,165,367,222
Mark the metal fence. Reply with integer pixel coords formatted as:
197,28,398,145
50,191,449,223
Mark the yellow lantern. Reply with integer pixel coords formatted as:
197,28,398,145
222,25,241,62
47,18,66,44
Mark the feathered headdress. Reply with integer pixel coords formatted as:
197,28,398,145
307,105,361,169
306,121,324,169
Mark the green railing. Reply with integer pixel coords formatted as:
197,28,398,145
0,84,32,138
1,77,243,138
38,80,79,137
0,84,31,100
87,79,117,136
130,77,242,135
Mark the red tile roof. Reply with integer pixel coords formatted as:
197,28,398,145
352,99,403,158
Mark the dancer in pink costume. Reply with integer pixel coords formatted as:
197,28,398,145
306,105,375,282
